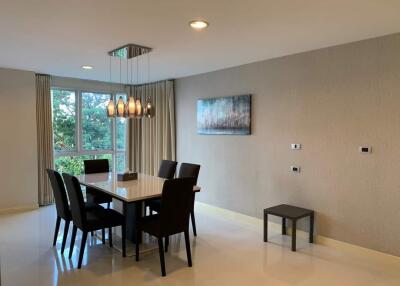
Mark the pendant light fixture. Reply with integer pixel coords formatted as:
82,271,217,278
134,55,143,118
107,99,116,117
126,54,136,118
116,58,125,117
127,96,136,117
106,43,153,119
143,52,154,118
106,56,116,117
116,96,125,117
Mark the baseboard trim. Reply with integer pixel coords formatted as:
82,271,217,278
0,204,39,214
195,202,400,260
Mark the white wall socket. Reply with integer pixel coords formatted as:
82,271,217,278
290,166,301,173
291,143,301,150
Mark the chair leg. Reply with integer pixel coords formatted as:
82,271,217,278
107,202,110,209
122,224,126,258
190,211,197,236
101,229,106,244
282,218,287,235
91,231,94,237
158,238,166,276
291,220,297,252
165,236,169,252
78,231,88,269
108,227,113,247
53,216,61,246
61,220,70,254
184,231,192,267
135,229,140,261
69,225,77,259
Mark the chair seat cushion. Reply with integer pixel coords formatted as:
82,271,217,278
147,199,161,212
63,202,104,221
138,214,161,236
84,202,105,210
86,187,113,204
86,208,125,231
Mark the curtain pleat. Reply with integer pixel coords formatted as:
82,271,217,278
36,74,54,206
127,80,175,175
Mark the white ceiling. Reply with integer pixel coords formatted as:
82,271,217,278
1,0,400,84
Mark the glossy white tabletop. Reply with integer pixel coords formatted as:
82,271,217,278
76,172,200,203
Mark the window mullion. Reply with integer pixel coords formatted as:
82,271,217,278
77,89,82,154
112,92,117,172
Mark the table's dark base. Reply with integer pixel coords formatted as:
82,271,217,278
124,202,143,243
264,204,314,252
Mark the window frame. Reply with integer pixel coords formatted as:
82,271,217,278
51,86,127,172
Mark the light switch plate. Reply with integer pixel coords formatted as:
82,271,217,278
290,166,301,173
359,146,372,154
291,143,301,150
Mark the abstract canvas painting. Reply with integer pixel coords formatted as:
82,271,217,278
197,95,251,135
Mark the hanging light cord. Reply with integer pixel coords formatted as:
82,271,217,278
109,56,112,97
147,51,150,102
130,56,133,99
119,57,122,90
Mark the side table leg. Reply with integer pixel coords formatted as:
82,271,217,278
309,213,314,243
264,214,268,242
291,220,297,252
282,218,286,235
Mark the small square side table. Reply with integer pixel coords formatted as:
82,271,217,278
264,204,314,251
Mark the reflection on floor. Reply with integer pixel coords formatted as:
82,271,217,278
0,204,399,286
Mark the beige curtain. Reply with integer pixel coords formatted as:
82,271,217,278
36,74,54,206
127,80,176,175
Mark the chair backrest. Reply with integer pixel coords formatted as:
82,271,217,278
47,169,71,220
178,163,201,185
84,159,109,174
62,173,87,229
159,177,196,235
158,160,178,179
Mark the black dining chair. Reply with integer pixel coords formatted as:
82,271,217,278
148,163,201,237
47,169,104,254
136,177,195,277
158,160,178,179
178,163,201,236
147,160,178,214
62,173,126,269
84,159,113,209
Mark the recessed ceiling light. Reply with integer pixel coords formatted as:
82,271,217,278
81,65,93,70
189,20,209,30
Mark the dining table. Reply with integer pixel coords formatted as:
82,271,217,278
76,172,201,244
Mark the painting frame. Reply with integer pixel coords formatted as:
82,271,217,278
197,94,252,135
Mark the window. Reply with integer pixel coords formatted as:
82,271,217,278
51,88,127,175
51,89,76,151
81,92,112,150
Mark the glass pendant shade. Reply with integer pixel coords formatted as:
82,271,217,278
106,45,155,120
116,96,125,117
135,99,142,117
127,97,136,117
107,99,116,117
144,101,153,117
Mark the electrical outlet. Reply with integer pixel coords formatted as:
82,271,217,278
291,143,301,150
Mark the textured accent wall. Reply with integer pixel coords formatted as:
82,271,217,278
176,33,400,256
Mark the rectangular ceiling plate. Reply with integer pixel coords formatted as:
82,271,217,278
108,43,152,59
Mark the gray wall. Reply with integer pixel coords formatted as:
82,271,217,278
0,68,38,210
176,33,400,256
